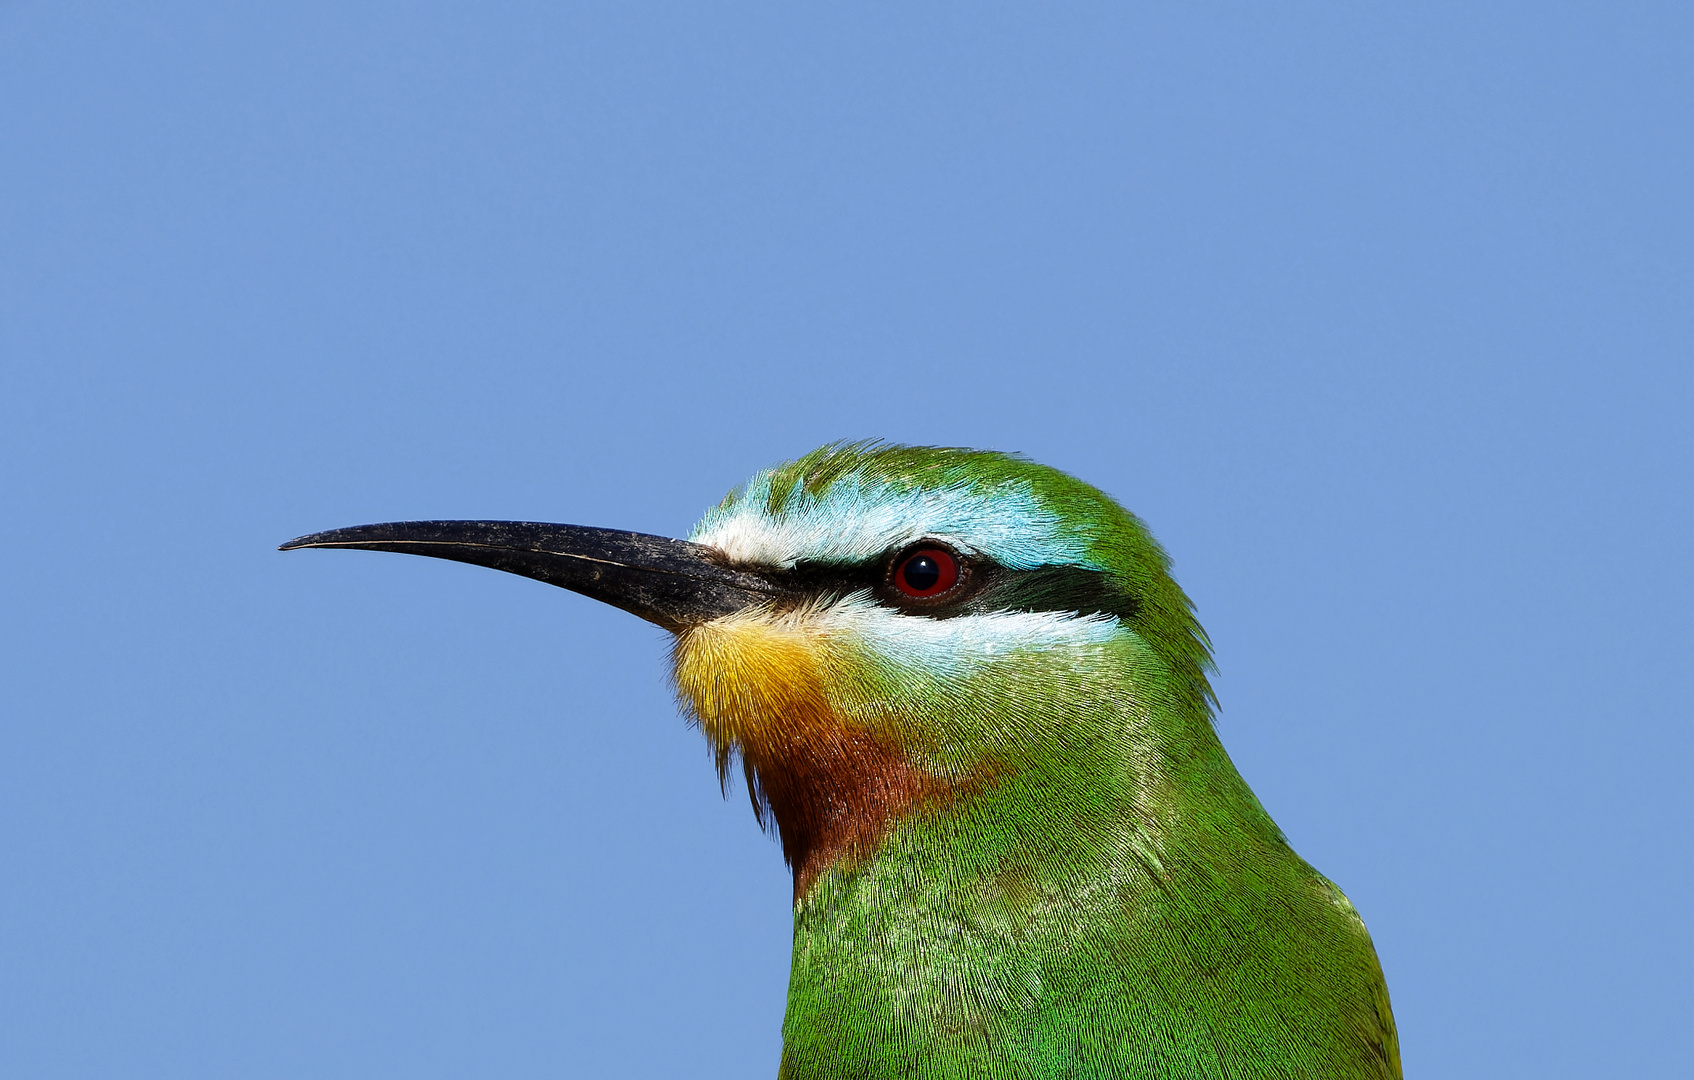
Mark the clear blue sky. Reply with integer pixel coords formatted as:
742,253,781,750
2,4,1689,1077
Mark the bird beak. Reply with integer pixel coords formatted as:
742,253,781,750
279,520,785,632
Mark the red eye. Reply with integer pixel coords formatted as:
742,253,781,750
892,546,960,599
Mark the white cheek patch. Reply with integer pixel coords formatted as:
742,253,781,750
690,472,1099,571
810,595,1122,674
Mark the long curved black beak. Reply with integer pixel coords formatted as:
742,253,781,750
279,520,784,631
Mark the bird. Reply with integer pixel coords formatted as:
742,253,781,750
281,441,1400,1079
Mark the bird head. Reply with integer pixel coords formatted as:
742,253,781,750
282,442,1215,899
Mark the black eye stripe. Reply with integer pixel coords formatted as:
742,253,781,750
776,559,1135,622
949,564,1138,622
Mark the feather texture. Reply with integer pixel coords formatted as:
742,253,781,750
673,443,1400,1079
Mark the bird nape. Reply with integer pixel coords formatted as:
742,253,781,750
282,442,1400,1080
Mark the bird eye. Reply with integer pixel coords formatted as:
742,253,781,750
891,545,961,599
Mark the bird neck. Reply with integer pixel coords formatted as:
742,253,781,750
774,706,1292,1074
771,712,1401,1080
747,724,968,903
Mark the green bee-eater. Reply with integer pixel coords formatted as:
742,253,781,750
284,442,1400,1079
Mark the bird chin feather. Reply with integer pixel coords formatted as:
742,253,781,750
670,605,969,901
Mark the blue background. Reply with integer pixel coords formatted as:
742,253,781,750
3,4,1689,1077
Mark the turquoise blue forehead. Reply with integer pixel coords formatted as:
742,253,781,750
689,469,1103,570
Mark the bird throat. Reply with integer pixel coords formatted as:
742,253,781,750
670,612,962,901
